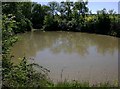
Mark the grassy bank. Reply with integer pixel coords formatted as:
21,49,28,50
2,57,119,88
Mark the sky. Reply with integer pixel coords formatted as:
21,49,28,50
88,2,118,14
32,0,119,14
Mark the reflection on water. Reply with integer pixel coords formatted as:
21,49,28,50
11,31,118,84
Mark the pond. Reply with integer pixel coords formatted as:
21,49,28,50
11,31,118,84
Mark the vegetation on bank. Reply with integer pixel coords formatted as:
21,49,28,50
2,1,120,37
2,13,54,88
2,1,119,88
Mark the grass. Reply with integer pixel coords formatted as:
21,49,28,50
53,80,118,88
2,56,119,89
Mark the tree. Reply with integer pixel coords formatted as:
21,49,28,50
96,9,111,34
31,3,44,29
2,2,32,33
20,2,32,20
48,2,59,19
73,0,88,24
63,1,73,20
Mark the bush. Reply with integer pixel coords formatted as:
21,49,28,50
95,13,111,35
2,57,51,88
43,15,59,31
2,14,52,88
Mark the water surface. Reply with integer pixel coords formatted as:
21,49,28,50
11,31,118,84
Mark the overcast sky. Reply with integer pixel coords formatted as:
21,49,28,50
32,0,119,14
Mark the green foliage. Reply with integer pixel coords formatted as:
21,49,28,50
2,2,32,33
2,57,51,88
2,14,51,88
2,14,18,54
109,14,120,37
43,15,59,31
3,2,119,37
54,80,89,88
31,3,45,29
53,80,117,88
95,9,111,34
48,2,59,17
41,2,120,37
74,1,88,16
16,17,32,33
20,2,32,19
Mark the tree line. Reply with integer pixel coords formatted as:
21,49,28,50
2,1,120,37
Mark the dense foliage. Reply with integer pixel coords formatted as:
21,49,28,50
2,13,51,88
2,2,32,33
2,1,120,37
10,1,119,37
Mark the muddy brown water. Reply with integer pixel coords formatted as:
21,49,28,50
11,31,119,84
